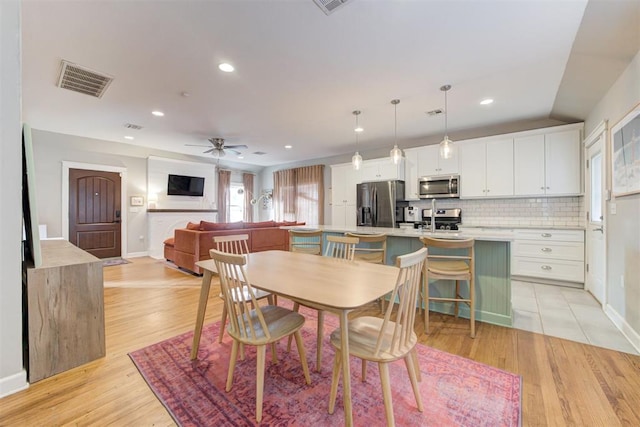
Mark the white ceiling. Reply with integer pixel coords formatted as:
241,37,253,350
19,0,635,167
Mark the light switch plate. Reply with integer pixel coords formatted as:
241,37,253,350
610,203,617,215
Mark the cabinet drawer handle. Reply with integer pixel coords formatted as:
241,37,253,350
541,233,552,238
541,265,552,270
541,247,552,253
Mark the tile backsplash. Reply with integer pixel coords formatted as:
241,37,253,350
408,196,585,228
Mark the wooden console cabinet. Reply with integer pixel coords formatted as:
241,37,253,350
25,240,105,382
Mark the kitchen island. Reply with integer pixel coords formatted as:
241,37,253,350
287,225,514,327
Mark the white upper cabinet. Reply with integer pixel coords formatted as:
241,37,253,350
459,137,514,198
360,158,404,182
330,163,358,227
417,145,459,176
514,128,581,196
404,148,420,200
330,163,357,205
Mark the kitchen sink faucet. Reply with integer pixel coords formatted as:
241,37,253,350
430,198,436,233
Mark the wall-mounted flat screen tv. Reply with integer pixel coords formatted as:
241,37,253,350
167,174,205,196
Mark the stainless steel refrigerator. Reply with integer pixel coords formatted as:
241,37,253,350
356,180,406,227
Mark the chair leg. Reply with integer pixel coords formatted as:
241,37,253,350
287,302,301,352
470,278,476,338
328,350,342,414
239,343,245,360
316,311,324,371
380,294,386,314
255,345,266,423
271,342,278,364
404,353,423,412
424,275,430,333
293,330,311,385
378,362,395,427
454,280,460,318
267,294,274,305
361,359,367,382
218,304,227,343
226,340,239,392
410,348,422,382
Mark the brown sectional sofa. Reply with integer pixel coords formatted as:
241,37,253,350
164,220,302,275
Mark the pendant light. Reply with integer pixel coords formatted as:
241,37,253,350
351,110,363,170
389,99,402,164
439,84,454,159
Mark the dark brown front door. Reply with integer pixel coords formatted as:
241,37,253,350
69,168,122,258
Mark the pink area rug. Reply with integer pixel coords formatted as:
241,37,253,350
129,306,521,426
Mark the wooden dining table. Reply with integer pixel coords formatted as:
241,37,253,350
191,249,399,427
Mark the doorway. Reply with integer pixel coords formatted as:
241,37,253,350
69,168,122,258
584,124,607,304
62,161,128,258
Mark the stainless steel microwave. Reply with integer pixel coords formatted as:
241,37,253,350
418,175,460,199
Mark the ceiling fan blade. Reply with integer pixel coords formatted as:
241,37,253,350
203,148,214,154
214,149,226,158
226,149,242,155
225,144,248,150
185,144,211,147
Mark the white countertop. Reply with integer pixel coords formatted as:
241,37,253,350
286,225,514,242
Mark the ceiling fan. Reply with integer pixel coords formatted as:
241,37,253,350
186,137,248,157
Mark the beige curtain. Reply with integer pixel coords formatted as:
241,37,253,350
217,169,231,223
273,164,324,225
242,172,254,223
273,168,297,222
295,165,324,225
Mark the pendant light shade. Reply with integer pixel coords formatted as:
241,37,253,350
439,85,455,159
352,110,363,170
389,99,403,164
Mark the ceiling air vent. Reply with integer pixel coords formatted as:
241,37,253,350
312,0,352,15
252,151,268,155
124,123,143,130
426,109,444,117
57,60,114,98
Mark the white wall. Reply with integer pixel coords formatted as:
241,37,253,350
147,156,217,210
0,0,28,397
585,48,640,339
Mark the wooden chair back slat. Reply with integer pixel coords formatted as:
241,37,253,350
214,234,250,255
374,248,428,357
324,235,359,260
345,233,387,264
210,249,270,342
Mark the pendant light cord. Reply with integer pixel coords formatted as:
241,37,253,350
444,88,448,138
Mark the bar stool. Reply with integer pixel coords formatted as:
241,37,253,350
419,236,476,338
345,232,388,312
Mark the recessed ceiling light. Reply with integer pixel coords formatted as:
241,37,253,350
152,110,164,117
124,135,134,140
355,127,364,133
480,98,494,105
237,155,244,159
284,145,292,149
218,63,235,73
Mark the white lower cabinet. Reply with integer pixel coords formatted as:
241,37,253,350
511,229,585,284
331,204,357,227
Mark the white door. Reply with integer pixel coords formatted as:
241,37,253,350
585,133,606,304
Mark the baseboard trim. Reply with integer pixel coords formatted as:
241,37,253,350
125,251,148,258
0,370,28,398
604,304,640,353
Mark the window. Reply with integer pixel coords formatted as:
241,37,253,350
229,183,244,222
273,165,324,225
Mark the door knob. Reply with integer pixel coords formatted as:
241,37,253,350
592,226,603,233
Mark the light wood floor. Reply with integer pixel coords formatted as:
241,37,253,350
1,257,639,426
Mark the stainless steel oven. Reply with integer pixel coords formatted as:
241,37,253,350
418,175,460,199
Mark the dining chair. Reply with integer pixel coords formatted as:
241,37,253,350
345,232,388,312
288,229,324,255
288,234,359,372
210,249,311,423
419,236,476,338
213,234,273,343
328,247,428,426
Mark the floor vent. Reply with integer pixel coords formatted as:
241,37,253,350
57,60,114,98
312,0,352,16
